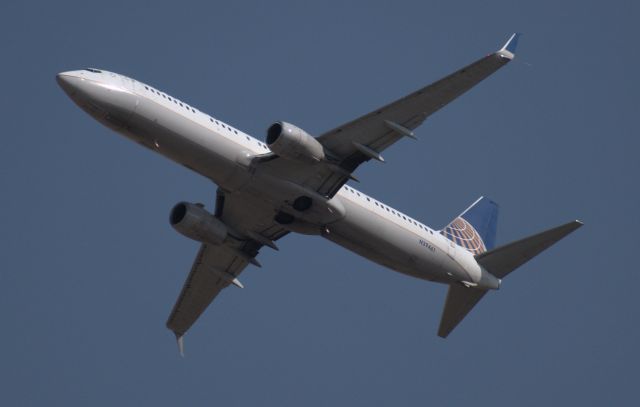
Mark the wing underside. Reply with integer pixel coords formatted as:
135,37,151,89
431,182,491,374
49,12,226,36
254,34,520,198
166,189,289,350
166,243,248,339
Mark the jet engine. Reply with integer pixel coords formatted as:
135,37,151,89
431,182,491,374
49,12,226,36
266,121,325,163
169,202,227,245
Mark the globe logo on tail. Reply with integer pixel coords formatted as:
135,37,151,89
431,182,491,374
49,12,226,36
440,217,486,255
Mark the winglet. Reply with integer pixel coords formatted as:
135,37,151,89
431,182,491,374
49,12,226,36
497,33,521,60
175,333,185,357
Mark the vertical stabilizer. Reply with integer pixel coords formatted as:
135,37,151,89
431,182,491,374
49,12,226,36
441,197,499,255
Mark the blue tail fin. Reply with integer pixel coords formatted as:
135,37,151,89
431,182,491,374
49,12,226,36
440,197,499,255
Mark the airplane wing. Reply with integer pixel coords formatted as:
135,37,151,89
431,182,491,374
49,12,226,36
166,190,288,353
254,34,520,198
166,243,249,354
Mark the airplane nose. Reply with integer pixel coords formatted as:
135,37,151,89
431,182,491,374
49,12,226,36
56,72,79,96
56,70,138,127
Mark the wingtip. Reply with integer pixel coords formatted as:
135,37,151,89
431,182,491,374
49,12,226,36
570,219,584,230
498,32,522,59
563,219,584,230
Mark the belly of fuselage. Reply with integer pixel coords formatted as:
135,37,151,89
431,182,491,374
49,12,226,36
324,199,451,284
116,96,250,188
102,91,467,287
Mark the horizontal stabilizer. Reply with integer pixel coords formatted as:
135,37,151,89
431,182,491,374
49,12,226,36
439,220,582,338
438,284,488,338
475,220,583,279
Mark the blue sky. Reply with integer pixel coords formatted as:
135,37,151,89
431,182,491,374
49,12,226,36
2,1,638,405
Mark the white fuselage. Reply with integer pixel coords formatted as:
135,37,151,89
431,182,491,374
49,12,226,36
57,69,495,289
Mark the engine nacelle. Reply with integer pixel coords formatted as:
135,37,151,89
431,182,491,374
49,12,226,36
169,202,227,245
266,121,325,163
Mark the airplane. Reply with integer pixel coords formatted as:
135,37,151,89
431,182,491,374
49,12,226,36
57,33,582,353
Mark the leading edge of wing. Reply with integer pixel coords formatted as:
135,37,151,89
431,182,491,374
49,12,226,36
316,33,522,153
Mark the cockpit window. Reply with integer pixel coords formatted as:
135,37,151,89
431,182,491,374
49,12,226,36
84,68,102,73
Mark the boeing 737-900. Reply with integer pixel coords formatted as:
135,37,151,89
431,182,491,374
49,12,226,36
57,34,581,353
